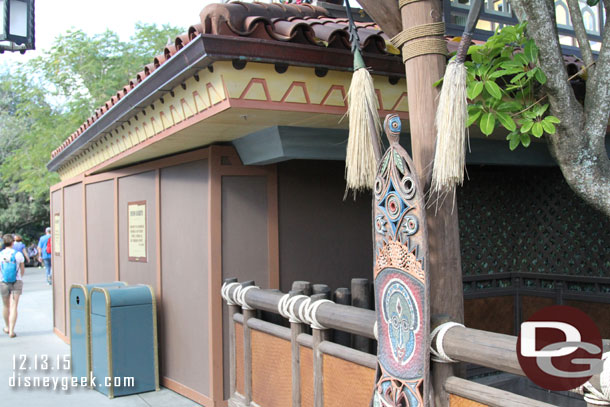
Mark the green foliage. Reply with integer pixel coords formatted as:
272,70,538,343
0,23,183,242
464,22,560,150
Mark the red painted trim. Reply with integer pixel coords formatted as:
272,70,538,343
238,78,271,101
162,376,215,406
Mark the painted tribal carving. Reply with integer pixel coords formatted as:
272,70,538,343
373,114,429,407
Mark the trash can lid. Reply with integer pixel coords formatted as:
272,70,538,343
90,285,155,315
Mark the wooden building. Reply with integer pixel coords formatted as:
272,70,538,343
47,2,609,406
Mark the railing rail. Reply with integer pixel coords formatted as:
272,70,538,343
221,279,606,407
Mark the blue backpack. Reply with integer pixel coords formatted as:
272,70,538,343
1,251,18,283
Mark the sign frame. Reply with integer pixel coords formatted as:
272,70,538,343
53,212,61,256
127,200,147,263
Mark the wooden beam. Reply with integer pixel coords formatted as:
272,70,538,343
356,0,402,37
398,1,465,405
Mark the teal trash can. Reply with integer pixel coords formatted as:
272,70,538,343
90,285,159,398
69,282,127,385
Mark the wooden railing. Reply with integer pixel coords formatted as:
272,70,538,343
221,279,606,407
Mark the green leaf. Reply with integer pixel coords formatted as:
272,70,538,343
587,0,600,6
510,72,527,84
433,77,444,87
520,120,534,133
509,133,520,150
467,109,482,127
514,53,529,66
480,112,496,136
532,122,544,138
496,111,516,131
497,101,523,112
534,103,549,117
535,68,547,84
524,40,538,62
520,133,531,147
467,81,484,99
541,120,556,134
543,115,560,124
484,80,503,99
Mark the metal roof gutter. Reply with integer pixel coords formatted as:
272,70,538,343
47,35,404,172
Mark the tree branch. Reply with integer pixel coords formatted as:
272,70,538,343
566,0,595,67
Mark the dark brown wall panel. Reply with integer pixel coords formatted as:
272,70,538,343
222,175,269,398
521,296,555,323
63,183,85,334
322,354,376,407
85,180,115,284
277,160,373,293
565,300,610,339
251,330,291,407
464,296,514,335
118,171,157,288
51,189,65,334
160,160,210,396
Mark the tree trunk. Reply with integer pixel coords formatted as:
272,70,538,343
511,0,610,217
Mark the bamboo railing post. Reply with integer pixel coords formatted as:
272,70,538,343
312,284,331,298
224,277,239,397
351,278,372,353
398,1,465,405
288,286,308,407
241,280,256,406
293,281,312,296
311,295,331,407
333,288,352,347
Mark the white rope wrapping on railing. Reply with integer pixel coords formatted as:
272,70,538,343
278,293,309,323
430,322,464,363
230,284,260,310
221,282,240,306
582,353,610,405
286,297,333,329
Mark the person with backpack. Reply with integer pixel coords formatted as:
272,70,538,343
37,227,52,285
13,235,29,265
1,234,25,338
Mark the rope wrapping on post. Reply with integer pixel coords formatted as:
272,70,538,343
390,22,446,48
430,322,465,363
221,282,240,306
232,285,260,311
398,0,425,8
582,352,610,405
278,293,309,324
402,38,448,63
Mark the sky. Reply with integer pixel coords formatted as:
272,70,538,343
1,0,360,68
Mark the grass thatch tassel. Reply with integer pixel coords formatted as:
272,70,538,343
431,59,467,196
430,0,483,200
345,65,382,193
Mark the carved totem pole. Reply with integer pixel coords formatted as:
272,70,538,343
373,115,429,407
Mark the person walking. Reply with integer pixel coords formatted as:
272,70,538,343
13,235,29,265
1,234,25,338
37,227,52,285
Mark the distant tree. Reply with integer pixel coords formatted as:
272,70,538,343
0,23,183,241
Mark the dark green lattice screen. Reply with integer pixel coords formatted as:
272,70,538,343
457,166,610,277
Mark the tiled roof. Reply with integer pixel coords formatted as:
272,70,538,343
50,2,394,160
50,1,586,161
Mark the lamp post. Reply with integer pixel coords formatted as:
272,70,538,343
0,0,35,54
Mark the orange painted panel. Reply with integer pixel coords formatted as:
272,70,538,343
449,394,487,407
300,346,314,407
322,354,376,407
251,330,291,407
235,322,244,395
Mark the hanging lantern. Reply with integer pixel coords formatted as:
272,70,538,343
0,0,35,54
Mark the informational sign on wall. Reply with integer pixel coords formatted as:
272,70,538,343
128,201,147,262
53,213,61,256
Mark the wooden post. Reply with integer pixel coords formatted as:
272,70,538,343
333,288,352,347
293,280,313,296
312,284,331,298
241,280,255,406
312,302,331,407
224,277,239,397
351,278,371,353
288,289,307,407
398,2,464,405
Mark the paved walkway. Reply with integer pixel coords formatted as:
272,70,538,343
0,267,200,406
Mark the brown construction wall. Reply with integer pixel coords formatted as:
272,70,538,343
118,171,157,288
85,180,116,284
63,183,85,334
221,175,270,399
51,189,65,335
277,160,373,292
160,159,210,396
